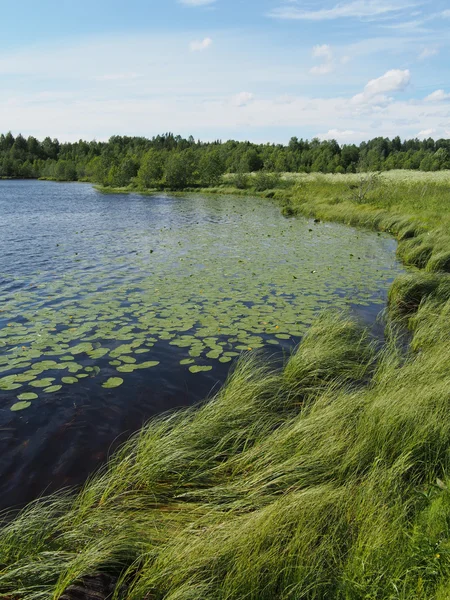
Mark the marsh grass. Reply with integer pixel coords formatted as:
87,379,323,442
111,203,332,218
2,172,450,599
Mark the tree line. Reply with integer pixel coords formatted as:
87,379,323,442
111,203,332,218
1,131,450,189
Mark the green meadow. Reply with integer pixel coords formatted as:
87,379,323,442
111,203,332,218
1,171,450,599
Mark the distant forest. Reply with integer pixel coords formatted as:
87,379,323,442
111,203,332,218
1,131,450,189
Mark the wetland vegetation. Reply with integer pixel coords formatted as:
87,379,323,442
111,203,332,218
1,134,450,599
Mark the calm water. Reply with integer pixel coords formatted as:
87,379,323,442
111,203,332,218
0,180,405,510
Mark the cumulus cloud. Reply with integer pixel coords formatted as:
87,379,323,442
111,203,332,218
269,0,419,21
231,92,254,107
424,89,450,102
189,37,213,51
3,33,450,144
310,44,334,75
351,69,411,104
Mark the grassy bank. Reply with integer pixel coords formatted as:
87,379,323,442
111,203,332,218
1,172,450,599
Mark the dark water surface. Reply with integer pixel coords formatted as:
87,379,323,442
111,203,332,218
0,180,405,510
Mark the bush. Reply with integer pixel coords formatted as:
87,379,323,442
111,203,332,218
253,170,281,192
229,170,249,189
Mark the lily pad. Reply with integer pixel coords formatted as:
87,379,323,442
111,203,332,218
135,361,160,369
189,365,213,374
0,192,405,399
29,378,55,388
119,356,136,364
17,393,38,400
102,377,124,389
11,401,32,412
116,364,135,373
43,385,62,393
62,376,78,384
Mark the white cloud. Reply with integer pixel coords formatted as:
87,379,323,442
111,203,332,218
232,92,254,107
179,0,216,5
318,129,368,142
269,0,419,21
2,33,449,144
310,44,334,74
442,9,450,17
310,63,334,75
189,37,213,52
424,89,450,102
418,47,438,60
351,69,411,104
312,44,333,61
364,69,411,95
417,128,435,138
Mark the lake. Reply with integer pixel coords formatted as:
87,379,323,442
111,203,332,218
0,180,405,510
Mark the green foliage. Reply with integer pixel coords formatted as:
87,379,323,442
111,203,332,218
164,150,196,189
252,170,281,192
2,131,450,188
199,149,226,186
136,148,165,188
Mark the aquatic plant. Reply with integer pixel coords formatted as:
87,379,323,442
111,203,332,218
0,193,401,411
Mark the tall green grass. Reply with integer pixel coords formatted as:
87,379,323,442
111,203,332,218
1,172,450,599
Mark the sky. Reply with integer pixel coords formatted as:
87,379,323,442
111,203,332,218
1,0,449,144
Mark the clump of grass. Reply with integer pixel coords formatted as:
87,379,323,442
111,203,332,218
281,312,375,410
387,273,450,319
400,241,434,269
427,250,450,273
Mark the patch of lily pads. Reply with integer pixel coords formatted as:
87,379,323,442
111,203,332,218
0,193,405,400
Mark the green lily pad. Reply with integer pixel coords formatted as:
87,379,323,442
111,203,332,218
17,393,38,400
62,376,78,384
116,364,135,373
119,356,136,364
69,342,93,355
189,365,213,374
11,401,32,412
88,348,109,359
0,192,405,399
43,385,62,393
135,361,160,369
102,377,124,389
29,378,55,388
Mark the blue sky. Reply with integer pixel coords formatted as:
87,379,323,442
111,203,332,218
1,0,449,143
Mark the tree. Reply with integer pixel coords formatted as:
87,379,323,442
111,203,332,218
136,149,165,189
199,150,225,186
164,152,191,189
